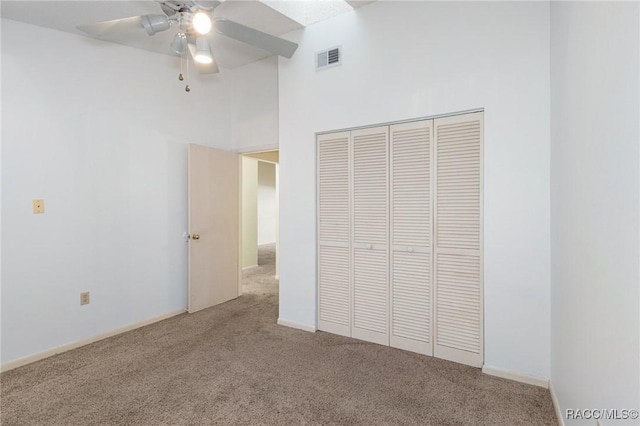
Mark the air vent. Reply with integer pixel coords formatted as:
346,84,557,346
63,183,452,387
316,46,341,71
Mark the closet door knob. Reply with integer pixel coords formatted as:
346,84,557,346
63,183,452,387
368,244,373,250
407,247,413,253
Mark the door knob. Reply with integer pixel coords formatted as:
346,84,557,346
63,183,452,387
407,247,414,253
191,234,200,240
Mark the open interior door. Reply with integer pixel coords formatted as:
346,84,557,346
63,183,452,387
188,144,240,313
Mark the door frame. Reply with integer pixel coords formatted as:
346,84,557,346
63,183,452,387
238,147,280,295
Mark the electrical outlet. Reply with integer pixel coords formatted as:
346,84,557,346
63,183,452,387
80,292,90,306
32,199,45,214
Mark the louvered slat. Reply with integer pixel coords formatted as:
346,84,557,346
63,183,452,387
434,112,483,368
391,251,430,342
319,134,350,244
319,246,350,326
435,253,481,353
391,123,431,247
389,120,433,355
351,126,388,345
436,118,481,250
353,248,387,335
353,128,388,246
317,131,351,337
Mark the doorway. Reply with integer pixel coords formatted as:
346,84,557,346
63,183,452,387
241,150,279,296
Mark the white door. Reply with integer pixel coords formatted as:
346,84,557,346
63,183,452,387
317,131,351,336
188,144,240,313
433,112,483,367
351,126,389,346
389,120,433,356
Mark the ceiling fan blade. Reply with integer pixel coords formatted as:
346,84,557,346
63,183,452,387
213,18,298,58
194,1,223,10
188,39,220,75
77,14,170,38
77,16,144,38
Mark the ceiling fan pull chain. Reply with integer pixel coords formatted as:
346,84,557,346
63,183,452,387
179,54,184,81
185,52,191,92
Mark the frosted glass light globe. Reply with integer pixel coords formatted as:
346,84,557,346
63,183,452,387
192,12,212,35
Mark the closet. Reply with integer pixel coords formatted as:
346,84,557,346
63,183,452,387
317,111,483,368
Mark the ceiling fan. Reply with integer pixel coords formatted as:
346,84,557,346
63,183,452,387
78,0,298,83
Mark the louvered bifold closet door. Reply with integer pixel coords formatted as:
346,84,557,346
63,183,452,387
317,131,351,337
389,120,433,356
434,112,483,368
351,126,389,345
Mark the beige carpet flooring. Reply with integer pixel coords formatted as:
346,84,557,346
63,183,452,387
1,244,557,425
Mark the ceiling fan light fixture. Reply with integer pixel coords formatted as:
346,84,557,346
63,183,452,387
192,12,212,35
194,36,213,64
140,14,170,36
195,55,213,64
170,32,188,55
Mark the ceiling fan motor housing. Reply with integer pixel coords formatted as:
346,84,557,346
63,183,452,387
177,11,194,32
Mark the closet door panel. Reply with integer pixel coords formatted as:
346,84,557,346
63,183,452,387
390,121,432,248
317,131,351,336
435,252,481,358
389,120,433,355
351,126,389,345
318,132,350,245
353,247,388,344
434,112,483,368
318,245,350,335
390,250,431,354
352,129,388,246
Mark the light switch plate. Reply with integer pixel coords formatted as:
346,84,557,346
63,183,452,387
32,199,45,214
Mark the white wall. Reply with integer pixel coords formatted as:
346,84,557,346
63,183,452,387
278,1,551,378
242,157,258,268
258,161,277,245
1,19,232,364
231,56,279,153
550,2,640,424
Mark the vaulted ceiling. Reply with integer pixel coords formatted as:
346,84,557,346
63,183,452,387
1,1,372,69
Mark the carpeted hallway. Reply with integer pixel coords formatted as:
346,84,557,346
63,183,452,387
1,244,556,425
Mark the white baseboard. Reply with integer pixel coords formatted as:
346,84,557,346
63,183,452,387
483,367,563,425
482,365,550,388
277,318,317,333
549,380,565,426
242,265,259,272
1,308,186,372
